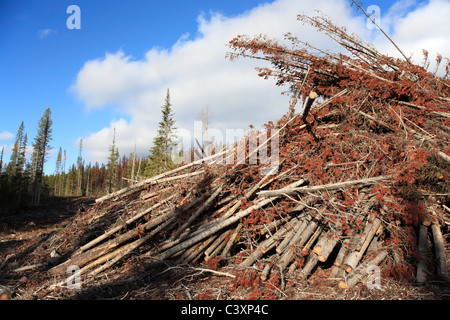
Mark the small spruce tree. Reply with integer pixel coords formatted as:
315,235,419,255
145,89,178,177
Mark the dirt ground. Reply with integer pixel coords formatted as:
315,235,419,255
0,197,449,301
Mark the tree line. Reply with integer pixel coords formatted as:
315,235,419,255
0,89,178,215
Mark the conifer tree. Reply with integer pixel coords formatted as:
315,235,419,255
107,128,119,193
54,147,63,196
5,122,28,204
6,121,25,179
31,108,52,205
145,89,177,177
77,139,83,196
0,146,4,173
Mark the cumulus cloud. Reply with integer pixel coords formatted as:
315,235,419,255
371,0,450,72
0,131,14,141
70,0,449,164
38,28,57,39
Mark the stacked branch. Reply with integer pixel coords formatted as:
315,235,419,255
9,12,449,297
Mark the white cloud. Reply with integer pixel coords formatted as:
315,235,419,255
372,0,450,72
0,131,14,141
70,0,449,164
38,28,57,39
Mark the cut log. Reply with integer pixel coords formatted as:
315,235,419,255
338,250,388,289
261,262,273,281
278,217,322,271
258,176,391,198
276,217,309,254
330,238,351,279
90,215,176,276
221,223,243,258
171,184,224,240
315,232,341,263
220,166,291,221
343,218,381,272
416,224,430,284
355,216,376,251
180,236,218,265
0,285,12,300
301,91,318,123
155,196,276,261
260,225,291,254
204,229,230,260
50,204,180,275
430,222,448,280
95,147,229,204
298,254,319,280
79,193,177,253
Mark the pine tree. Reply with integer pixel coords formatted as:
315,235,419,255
0,146,4,173
6,121,25,179
54,147,63,196
62,149,67,196
107,128,120,193
145,89,178,177
77,139,83,196
31,108,52,205
5,122,28,205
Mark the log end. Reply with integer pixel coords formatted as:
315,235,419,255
338,281,349,289
0,286,12,300
309,91,318,100
313,247,322,255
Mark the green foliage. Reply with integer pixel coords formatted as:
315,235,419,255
31,108,53,205
145,89,178,177
107,128,120,193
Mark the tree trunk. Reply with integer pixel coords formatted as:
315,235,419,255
338,250,388,289
431,223,448,280
416,224,430,284
258,176,391,198
344,218,381,272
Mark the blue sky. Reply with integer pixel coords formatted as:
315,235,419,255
1,0,274,171
1,0,447,175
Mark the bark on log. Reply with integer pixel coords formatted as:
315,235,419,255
276,217,309,254
338,250,388,289
90,216,175,276
431,222,448,280
95,145,232,204
344,218,381,272
315,232,341,263
278,218,322,271
51,205,178,275
154,196,276,261
302,91,318,123
261,262,273,281
171,185,224,240
258,176,391,198
204,229,230,260
298,254,319,280
259,227,290,255
416,224,430,284
221,223,243,258
79,193,177,253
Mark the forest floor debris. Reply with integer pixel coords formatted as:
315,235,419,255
1,12,449,300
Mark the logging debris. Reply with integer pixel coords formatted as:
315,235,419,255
1,12,449,300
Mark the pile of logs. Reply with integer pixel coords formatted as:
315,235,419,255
5,12,449,295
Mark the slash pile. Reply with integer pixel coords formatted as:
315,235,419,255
2,13,449,298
